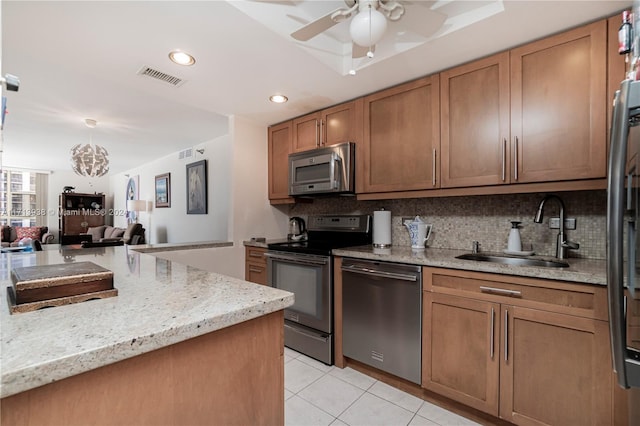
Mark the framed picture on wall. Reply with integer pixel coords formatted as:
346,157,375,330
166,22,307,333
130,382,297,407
186,160,207,214
154,173,171,208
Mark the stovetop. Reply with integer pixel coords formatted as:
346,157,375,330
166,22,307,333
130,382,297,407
268,215,371,256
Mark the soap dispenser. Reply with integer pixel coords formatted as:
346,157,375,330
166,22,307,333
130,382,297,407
507,221,522,252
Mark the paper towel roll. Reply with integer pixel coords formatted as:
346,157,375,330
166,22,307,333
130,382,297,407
373,210,392,247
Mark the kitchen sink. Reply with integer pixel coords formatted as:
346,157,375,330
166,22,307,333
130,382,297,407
455,253,569,268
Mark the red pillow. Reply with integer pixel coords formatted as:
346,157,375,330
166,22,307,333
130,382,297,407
15,226,41,241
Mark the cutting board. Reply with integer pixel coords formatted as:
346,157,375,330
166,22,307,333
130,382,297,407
8,261,116,313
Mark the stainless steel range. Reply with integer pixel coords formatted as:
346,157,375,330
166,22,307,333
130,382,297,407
266,214,371,365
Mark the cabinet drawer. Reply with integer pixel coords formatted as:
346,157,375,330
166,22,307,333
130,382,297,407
245,247,268,286
245,247,267,266
245,262,267,286
424,267,607,321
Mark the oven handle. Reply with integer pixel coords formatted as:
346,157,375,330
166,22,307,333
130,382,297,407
264,252,329,266
341,264,418,282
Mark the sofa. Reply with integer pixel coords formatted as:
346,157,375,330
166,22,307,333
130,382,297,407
1,226,53,248
83,223,146,246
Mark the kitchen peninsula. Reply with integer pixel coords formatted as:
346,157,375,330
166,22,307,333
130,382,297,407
0,245,294,425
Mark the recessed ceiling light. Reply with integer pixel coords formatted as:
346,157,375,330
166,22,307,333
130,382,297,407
168,50,196,66
269,94,288,104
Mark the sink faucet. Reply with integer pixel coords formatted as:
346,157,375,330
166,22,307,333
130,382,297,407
533,194,579,260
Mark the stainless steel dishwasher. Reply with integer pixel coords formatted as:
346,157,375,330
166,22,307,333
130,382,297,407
341,258,422,384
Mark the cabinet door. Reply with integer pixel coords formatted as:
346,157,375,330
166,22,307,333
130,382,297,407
361,76,440,193
292,113,320,152
268,121,293,202
422,292,500,416
500,305,612,425
245,262,267,285
322,100,362,147
441,52,510,188
245,247,267,285
510,21,607,183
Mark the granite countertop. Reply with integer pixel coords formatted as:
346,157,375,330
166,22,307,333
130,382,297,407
243,239,288,249
132,240,233,253
0,245,294,398
333,246,607,286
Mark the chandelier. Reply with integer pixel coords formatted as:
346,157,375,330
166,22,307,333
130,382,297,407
70,119,109,177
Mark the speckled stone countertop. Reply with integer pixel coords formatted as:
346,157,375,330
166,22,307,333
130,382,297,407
243,239,288,249
132,240,233,253
0,245,294,398
333,246,607,286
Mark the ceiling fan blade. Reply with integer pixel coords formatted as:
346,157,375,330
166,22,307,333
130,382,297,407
352,43,375,58
396,4,446,38
290,9,342,41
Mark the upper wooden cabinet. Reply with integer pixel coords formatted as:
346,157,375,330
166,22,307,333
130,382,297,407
440,52,510,188
292,99,363,153
267,121,293,203
359,75,440,193
269,18,613,199
441,21,607,189
510,20,607,183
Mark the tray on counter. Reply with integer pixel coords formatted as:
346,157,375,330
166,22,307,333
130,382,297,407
7,261,117,314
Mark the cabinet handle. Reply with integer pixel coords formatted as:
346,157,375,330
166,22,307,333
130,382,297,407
480,286,522,298
504,309,509,362
513,136,519,181
501,138,506,182
315,119,320,148
248,267,263,273
432,149,437,187
490,307,495,359
249,252,264,258
320,119,325,146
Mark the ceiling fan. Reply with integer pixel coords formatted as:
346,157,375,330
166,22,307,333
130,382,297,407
291,0,408,58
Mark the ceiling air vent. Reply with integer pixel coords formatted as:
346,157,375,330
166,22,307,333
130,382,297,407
137,66,186,87
178,148,193,160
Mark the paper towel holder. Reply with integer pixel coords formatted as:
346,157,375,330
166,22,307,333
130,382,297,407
373,208,392,248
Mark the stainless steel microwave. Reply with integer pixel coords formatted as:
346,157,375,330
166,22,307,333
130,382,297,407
289,142,355,196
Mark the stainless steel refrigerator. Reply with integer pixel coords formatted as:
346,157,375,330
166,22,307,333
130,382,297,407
607,5,640,422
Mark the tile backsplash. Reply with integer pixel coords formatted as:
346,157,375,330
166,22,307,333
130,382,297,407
288,190,606,259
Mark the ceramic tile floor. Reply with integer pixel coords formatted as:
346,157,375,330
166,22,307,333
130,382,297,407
284,347,482,426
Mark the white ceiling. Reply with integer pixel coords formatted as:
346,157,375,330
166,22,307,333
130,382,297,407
0,0,629,174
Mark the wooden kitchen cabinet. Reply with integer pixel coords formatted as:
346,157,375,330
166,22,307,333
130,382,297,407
441,20,606,189
292,99,362,153
510,20,607,183
359,75,440,193
423,292,500,414
422,267,613,425
268,120,294,204
440,52,510,188
245,246,268,285
500,305,611,426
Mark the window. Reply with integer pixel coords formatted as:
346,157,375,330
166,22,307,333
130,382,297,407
0,170,47,227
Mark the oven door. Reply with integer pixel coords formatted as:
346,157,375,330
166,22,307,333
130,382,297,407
265,251,332,333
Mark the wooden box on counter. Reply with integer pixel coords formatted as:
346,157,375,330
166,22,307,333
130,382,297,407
7,261,117,313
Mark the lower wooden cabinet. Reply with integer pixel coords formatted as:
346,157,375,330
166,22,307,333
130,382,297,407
423,292,500,415
245,246,268,285
422,267,613,426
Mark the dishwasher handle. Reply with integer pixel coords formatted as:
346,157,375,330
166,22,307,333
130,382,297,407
341,264,419,282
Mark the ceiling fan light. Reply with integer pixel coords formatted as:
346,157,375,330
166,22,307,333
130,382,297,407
350,7,387,47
